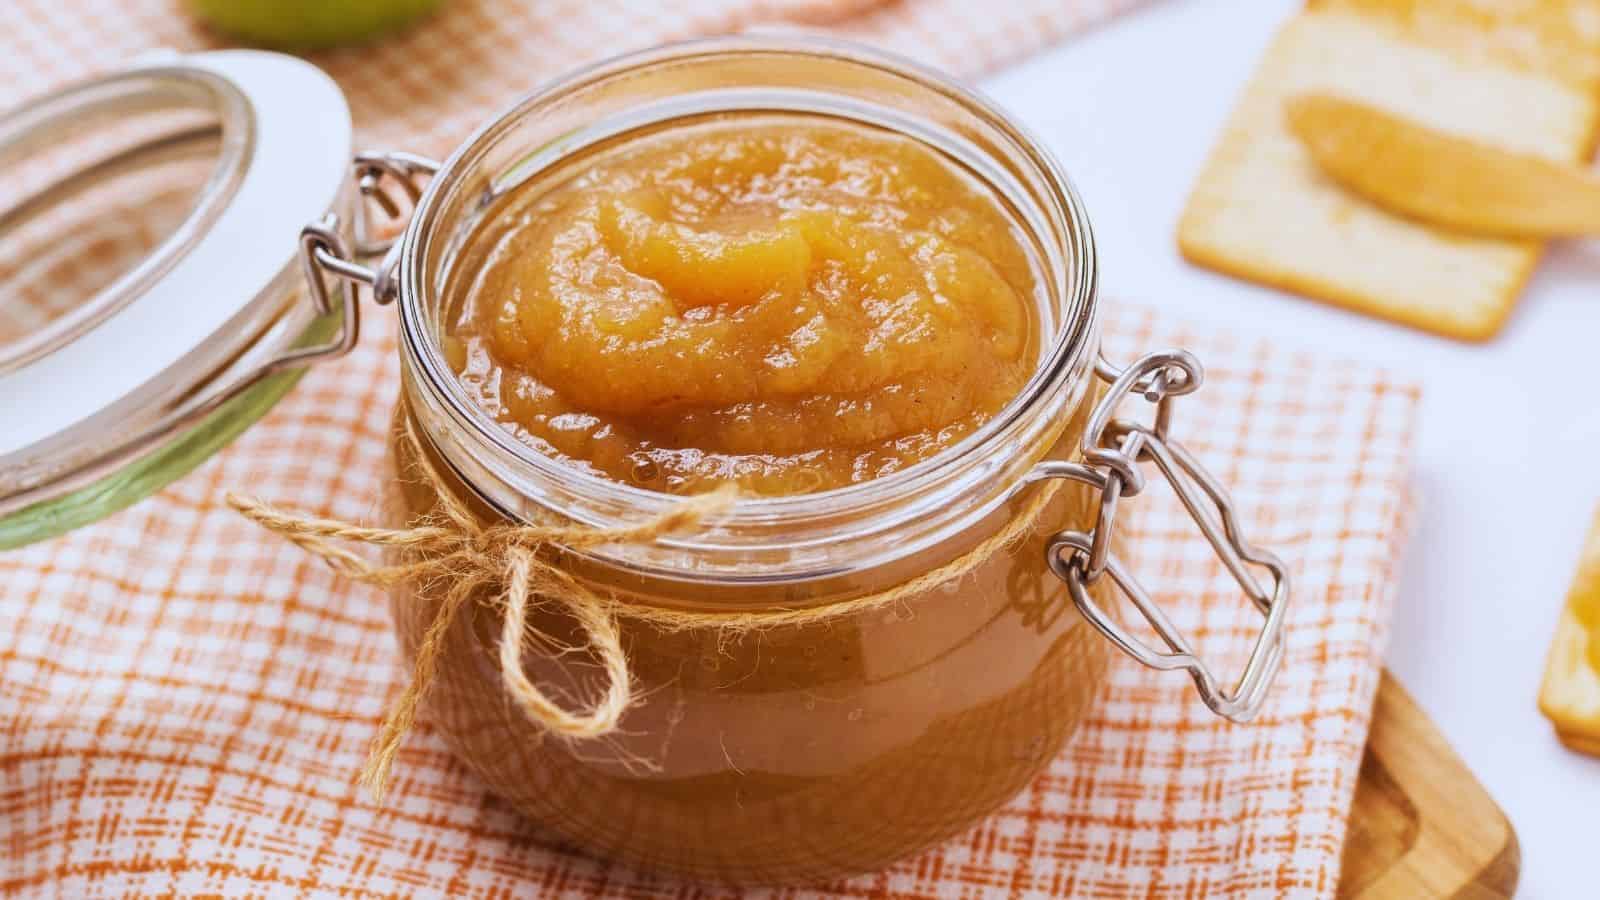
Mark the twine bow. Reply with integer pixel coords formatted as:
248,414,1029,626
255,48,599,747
231,419,1063,802
226,427,734,800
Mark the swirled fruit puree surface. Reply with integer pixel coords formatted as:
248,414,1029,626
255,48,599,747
445,117,1040,495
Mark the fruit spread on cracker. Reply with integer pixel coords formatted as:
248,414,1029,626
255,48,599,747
1177,0,1600,340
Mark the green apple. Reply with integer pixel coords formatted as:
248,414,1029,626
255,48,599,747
185,0,446,49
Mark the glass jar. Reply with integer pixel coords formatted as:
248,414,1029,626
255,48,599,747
292,37,1289,884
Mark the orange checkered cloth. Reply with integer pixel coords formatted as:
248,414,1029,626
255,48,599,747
0,1,1421,897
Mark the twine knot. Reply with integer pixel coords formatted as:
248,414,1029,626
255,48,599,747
225,439,735,800
230,419,1063,802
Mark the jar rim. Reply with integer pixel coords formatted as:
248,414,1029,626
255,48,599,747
395,35,1100,577
0,67,242,376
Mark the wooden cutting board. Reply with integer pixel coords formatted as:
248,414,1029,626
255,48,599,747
1337,671,1519,898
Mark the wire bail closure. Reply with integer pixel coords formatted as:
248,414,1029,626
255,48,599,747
205,150,437,412
1033,351,1290,722
298,151,439,337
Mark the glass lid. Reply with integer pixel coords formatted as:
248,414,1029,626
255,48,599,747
0,50,353,549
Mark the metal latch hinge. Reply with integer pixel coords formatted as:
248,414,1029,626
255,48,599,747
1032,351,1290,722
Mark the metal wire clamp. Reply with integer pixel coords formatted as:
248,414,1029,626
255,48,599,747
296,151,440,366
1031,351,1290,722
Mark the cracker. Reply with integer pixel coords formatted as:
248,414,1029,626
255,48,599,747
1309,0,1600,90
1539,608,1600,753
1539,507,1600,756
1557,729,1600,758
1177,5,1600,340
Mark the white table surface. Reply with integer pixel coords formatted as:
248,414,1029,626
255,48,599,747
978,1,1600,896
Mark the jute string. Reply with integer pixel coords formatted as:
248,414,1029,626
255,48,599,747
228,417,1061,801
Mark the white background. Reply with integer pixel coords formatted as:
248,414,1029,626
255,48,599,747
978,1,1600,896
